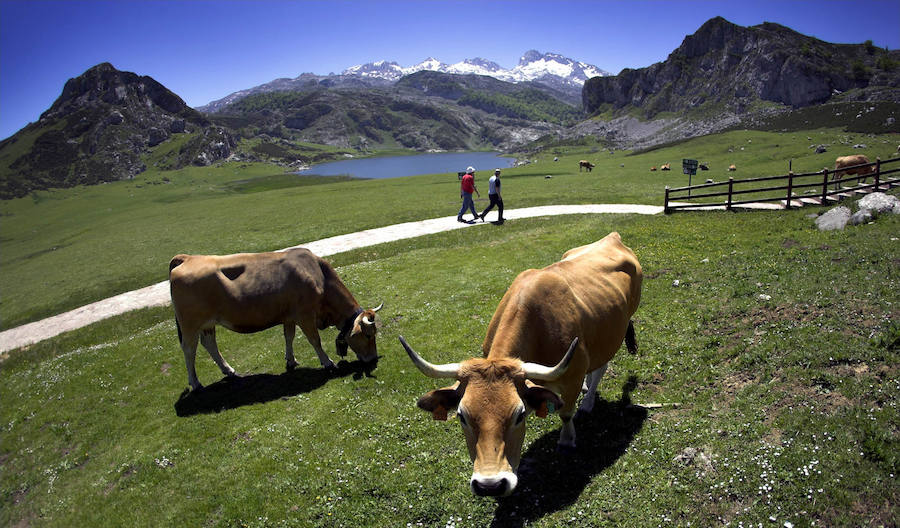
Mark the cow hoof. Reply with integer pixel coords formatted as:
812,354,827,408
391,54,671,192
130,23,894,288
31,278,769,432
286,362,298,371
323,362,337,371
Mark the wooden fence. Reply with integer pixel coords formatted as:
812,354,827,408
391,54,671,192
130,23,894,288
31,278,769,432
664,157,900,213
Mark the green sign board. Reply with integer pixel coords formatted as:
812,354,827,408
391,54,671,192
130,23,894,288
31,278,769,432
682,159,698,175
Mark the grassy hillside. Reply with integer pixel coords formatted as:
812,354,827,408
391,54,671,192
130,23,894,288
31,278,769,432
1,206,897,527
2,128,898,330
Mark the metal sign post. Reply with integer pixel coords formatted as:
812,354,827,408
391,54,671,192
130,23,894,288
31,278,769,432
682,159,698,197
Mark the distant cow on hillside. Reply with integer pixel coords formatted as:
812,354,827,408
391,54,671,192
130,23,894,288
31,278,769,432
833,154,877,185
660,163,671,171
579,160,595,172
728,164,737,172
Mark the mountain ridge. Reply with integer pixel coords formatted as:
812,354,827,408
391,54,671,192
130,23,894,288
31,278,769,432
198,50,608,113
583,17,900,116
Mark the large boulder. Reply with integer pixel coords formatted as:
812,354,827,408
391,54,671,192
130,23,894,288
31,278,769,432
857,192,900,215
147,127,168,147
815,206,851,231
850,209,874,225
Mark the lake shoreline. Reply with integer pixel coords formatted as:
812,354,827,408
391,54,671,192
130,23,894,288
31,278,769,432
295,151,516,180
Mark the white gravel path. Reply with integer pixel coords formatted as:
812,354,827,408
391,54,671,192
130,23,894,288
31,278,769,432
0,204,664,354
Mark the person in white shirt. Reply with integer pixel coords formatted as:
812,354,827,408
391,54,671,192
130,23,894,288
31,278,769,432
479,168,504,223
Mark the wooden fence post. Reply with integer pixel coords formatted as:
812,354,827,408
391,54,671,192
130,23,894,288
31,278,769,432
821,169,829,204
727,178,734,211
785,171,794,209
875,158,881,190
664,186,670,214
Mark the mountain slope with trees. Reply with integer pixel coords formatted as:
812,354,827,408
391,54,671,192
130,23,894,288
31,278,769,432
209,71,576,152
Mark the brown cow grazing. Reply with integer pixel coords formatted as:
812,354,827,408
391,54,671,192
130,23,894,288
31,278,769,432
169,248,382,390
578,160,595,172
650,166,657,171
728,164,737,171
834,154,877,184
401,232,642,496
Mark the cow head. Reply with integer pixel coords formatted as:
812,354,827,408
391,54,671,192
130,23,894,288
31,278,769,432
399,336,577,497
345,302,383,362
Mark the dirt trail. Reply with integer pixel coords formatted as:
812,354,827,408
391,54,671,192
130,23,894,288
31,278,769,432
0,204,664,354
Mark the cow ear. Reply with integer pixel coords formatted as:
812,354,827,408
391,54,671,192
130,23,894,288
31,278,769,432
417,383,462,421
521,381,563,419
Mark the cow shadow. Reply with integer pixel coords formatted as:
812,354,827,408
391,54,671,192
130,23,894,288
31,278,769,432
174,358,378,417
490,376,647,528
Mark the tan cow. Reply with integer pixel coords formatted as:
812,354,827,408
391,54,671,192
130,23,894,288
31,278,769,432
578,160,595,172
400,232,642,496
169,248,382,390
660,163,671,171
728,164,737,171
834,154,877,184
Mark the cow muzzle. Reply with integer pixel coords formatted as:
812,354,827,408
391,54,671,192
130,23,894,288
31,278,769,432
470,471,518,497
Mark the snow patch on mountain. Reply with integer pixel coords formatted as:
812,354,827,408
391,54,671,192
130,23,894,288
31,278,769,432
343,50,610,86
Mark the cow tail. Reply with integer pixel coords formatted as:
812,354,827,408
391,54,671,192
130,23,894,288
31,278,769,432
174,317,183,346
625,320,638,354
168,255,186,346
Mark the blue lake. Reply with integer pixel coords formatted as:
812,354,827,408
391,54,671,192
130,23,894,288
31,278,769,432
296,151,515,179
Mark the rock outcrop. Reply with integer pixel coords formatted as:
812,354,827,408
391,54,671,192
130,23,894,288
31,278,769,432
583,17,900,117
0,63,234,198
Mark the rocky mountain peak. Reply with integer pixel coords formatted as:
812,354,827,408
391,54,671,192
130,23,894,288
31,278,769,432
676,16,743,58
0,63,234,198
462,58,502,71
584,16,900,116
44,62,194,122
519,50,545,64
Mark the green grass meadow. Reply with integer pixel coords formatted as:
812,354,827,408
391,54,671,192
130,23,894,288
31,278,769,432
1,129,899,527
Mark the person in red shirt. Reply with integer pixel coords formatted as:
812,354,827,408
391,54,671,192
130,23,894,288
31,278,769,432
457,166,481,223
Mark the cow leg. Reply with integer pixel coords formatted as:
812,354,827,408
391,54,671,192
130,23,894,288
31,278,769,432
298,320,336,370
578,363,608,414
557,383,582,450
283,324,299,370
558,414,577,451
180,329,204,390
199,328,237,379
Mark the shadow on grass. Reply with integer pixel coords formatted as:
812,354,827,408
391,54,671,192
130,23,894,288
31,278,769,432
490,376,647,527
174,358,378,417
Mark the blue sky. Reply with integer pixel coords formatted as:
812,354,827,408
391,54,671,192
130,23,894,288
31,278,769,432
1,0,898,140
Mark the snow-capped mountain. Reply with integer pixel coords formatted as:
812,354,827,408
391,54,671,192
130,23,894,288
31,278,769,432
343,50,610,87
342,60,406,80
512,50,608,85
199,50,610,113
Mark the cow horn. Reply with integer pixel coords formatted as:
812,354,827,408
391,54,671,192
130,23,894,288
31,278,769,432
372,302,384,313
399,336,459,379
361,315,373,326
522,337,579,381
